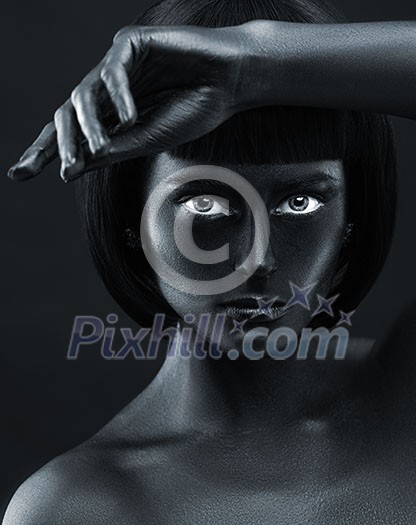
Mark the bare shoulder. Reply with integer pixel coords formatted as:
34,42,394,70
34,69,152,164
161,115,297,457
2,380,183,525
2,435,144,525
3,447,103,525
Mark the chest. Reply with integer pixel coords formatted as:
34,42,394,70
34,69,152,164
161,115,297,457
111,433,416,525
116,469,416,525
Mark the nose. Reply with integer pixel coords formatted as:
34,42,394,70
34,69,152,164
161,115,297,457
233,241,277,280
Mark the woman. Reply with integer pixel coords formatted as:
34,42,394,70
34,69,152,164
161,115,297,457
4,0,416,523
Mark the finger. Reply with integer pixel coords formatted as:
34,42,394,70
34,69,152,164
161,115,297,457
62,88,218,182
59,123,163,183
100,32,143,126
110,86,225,161
54,101,86,181
8,122,58,181
100,60,138,127
60,125,163,183
71,82,111,158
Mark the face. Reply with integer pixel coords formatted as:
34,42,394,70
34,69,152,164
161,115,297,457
139,152,347,355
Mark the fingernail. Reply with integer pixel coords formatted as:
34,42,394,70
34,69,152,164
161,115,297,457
120,110,130,124
66,155,77,166
8,165,34,181
90,136,110,157
61,163,77,180
61,170,83,183
121,109,137,127
60,157,86,182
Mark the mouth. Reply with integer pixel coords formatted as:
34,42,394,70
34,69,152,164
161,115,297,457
220,297,288,324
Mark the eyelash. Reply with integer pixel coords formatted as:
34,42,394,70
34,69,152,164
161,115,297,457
271,194,324,216
178,194,235,220
177,193,325,219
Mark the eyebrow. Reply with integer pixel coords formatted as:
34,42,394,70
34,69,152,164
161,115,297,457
270,172,341,192
170,171,340,194
169,179,238,194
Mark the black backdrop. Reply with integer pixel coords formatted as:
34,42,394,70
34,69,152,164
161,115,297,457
2,0,416,519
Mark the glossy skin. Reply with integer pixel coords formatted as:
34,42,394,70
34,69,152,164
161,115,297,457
141,153,347,353
8,20,416,181
5,328,416,524
8,24,248,181
5,16,416,525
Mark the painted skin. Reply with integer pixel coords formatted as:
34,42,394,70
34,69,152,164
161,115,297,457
140,153,347,355
5,153,416,524
6,15,416,525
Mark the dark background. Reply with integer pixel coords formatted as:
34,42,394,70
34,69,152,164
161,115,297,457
2,0,416,519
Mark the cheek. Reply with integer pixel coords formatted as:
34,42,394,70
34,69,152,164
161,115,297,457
271,211,346,287
153,209,241,279
149,211,240,315
152,210,345,277
148,200,346,309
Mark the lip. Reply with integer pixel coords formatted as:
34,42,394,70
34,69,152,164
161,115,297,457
220,296,288,323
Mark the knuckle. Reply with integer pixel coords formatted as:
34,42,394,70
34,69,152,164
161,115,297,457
43,121,56,134
53,107,64,123
113,26,131,43
100,65,113,85
70,87,82,106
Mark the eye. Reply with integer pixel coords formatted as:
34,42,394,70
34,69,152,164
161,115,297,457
182,195,231,217
273,194,323,215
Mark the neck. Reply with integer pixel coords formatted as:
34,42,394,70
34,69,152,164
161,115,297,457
144,335,376,437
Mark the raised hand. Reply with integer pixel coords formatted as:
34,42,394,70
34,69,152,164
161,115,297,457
8,23,250,182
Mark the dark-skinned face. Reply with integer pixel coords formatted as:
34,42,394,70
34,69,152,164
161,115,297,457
139,152,347,354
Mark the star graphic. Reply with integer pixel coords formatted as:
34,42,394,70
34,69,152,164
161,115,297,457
336,310,355,326
248,297,283,320
229,319,247,334
312,294,340,317
250,298,276,319
285,282,317,311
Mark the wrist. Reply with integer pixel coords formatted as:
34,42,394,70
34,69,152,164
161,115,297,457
231,20,295,112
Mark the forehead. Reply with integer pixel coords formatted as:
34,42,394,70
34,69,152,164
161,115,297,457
143,152,344,192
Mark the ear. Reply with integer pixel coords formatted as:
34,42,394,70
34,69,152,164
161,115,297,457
124,227,142,250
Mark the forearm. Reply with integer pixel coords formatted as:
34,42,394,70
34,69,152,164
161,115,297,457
237,20,416,119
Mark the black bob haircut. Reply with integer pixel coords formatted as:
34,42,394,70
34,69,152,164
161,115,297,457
76,0,397,329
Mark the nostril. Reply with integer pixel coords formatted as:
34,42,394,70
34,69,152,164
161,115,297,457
233,258,277,279
252,262,278,279
233,241,277,279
